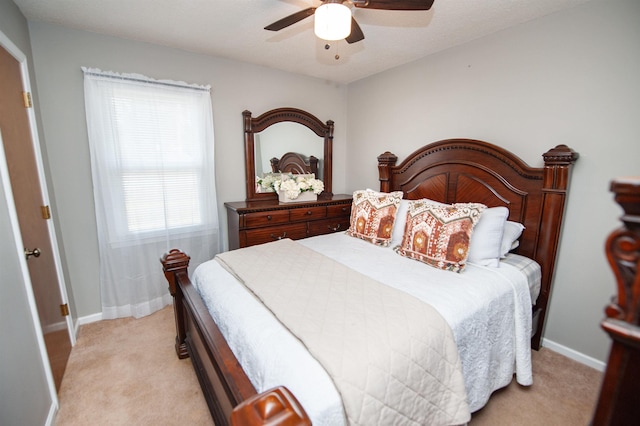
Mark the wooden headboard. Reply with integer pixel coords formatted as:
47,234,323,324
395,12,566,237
378,139,579,349
270,152,319,176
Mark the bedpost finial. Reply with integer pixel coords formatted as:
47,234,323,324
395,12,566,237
161,249,190,272
542,144,579,165
610,177,640,232
231,386,311,426
377,151,398,165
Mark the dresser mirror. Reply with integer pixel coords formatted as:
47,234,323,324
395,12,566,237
243,107,334,202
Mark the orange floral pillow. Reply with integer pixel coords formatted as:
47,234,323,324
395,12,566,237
346,190,403,246
395,200,486,272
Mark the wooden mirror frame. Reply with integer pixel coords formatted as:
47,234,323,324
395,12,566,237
243,107,334,202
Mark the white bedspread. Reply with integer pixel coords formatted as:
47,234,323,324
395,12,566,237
192,233,534,425
216,238,470,425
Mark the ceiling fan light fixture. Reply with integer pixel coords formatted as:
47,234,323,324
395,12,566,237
314,3,351,41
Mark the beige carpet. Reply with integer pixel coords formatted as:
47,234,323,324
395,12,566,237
55,307,211,425
55,306,603,425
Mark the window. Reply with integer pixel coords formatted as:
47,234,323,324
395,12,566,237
83,68,219,319
106,85,214,240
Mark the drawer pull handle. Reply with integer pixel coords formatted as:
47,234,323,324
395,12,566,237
306,210,313,215
270,231,287,240
267,215,272,221
329,224,342,231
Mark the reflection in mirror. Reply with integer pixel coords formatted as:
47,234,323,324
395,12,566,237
254,122,324,180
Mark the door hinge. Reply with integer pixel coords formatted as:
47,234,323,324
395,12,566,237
60,303,69,317
22,91,32,108
41,205,51,220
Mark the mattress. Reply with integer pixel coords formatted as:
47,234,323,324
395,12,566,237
192,232,539,425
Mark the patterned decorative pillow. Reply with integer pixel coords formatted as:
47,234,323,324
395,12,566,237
395,200,486,272
346,190,403,246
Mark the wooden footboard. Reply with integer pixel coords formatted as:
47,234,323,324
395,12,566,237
161,249,311,425
163,250,287,425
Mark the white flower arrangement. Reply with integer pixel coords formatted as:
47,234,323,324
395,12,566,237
258,173,324,199
256,173,280,193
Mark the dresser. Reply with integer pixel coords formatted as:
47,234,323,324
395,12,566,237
225,194,352,250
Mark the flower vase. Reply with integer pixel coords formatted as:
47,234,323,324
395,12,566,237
278,191,318,203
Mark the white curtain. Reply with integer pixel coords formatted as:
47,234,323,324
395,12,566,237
82,67,220,319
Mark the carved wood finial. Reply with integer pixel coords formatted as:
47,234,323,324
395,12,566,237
243,110,253,132
542,144,579,165
605,177,640,325
161,249,190,272
160,249,190,296
377,151,398,165
541,145,578,191
231,386,311,426
377,151,398,193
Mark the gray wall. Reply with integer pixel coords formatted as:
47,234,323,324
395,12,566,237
27,22,348,318
0,0,55,424
347,0,640,364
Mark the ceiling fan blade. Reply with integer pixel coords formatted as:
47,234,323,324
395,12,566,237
351,0,435,10
345,17,364,44
264,7,316,31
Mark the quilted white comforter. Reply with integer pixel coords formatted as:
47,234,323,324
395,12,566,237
216,238,471,426
192,232,535,425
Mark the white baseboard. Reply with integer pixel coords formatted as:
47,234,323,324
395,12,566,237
46,401,57,426
74,312,102,340
77,312,102,326
542,338,607,372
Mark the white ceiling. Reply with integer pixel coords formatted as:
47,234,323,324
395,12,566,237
14,0,592,84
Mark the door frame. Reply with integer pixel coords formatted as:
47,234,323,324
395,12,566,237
0,28,75,389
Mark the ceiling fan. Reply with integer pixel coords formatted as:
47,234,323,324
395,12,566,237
264,0,435,44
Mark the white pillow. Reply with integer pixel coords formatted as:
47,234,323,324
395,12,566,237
390,199,409,247
466,207,509,267
500,221,525,257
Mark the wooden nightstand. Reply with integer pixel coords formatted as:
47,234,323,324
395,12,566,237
225,194,352,250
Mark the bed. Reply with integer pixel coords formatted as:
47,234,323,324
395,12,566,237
161,139,578,425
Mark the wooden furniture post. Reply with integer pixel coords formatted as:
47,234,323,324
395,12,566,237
161,249,191,359
592,177,640,425
377,151,398,193
533,145,579,349
231,386,311,426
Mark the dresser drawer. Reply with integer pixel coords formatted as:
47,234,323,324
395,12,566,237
327,203,351,218
226,195,353,249
289,206,326,222
308,217,351,237
244,210,290,228
243,223,308,246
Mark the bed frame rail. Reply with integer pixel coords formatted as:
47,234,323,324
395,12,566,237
162,250,260,425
